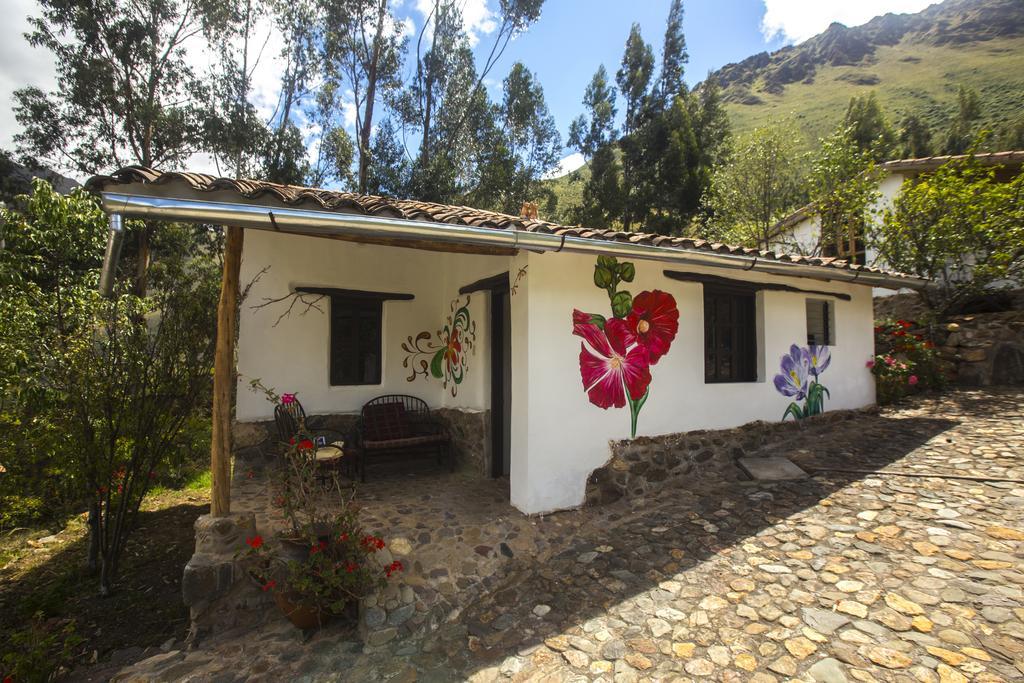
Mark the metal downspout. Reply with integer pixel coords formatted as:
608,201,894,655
98,213,124,297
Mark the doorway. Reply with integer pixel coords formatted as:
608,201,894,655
490,286,511,478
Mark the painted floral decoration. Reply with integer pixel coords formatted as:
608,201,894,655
774,344,831,420
402,295,477,396
572,256,679,438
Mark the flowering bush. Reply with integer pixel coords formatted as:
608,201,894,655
869,319,945,404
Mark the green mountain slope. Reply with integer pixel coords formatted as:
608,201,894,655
716,0,1024,146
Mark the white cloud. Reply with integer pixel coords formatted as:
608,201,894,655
543,152,585,180
0,0,58,152
414,0,498,47
760,0,935,44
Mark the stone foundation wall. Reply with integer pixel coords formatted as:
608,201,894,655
434,408,489,476
233,408,490,476
585,410,867,506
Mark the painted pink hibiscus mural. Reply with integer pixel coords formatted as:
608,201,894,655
572,256,679,438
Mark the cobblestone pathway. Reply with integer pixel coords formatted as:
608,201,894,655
115,389,1024,682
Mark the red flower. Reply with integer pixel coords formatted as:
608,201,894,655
297,439,314,451
898,320,913,329
246,535,264,549
625,290,679,364
346,561,358,573
361,535,385,551
339,532,349,542
893,330,906,337
261,579,276,592
281,393,296,404
908,375,919,386
573,311,651,409
310,540,328,554
873,326,883,333
444,328,462,370
385,560,404,578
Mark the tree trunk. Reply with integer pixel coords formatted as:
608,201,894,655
86,501,100,573
133,224,152,296
210,226,243,516
358,0,387,194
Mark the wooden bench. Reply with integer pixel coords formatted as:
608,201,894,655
353,395,452,481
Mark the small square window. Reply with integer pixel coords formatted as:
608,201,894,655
806,299,834,346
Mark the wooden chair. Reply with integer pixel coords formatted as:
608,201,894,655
354,395,452,481
273,399,352,481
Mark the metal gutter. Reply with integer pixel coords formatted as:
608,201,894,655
99,213,124,297
98,191,928,292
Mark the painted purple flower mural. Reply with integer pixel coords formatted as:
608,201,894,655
774,344,831,420
773,344,809,400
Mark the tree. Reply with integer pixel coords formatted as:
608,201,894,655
943,85,983,155
995,115,1024,152
13,0,236,293
807,126,880,261
843,93,896,161
364,118,409,196
897,114,933,159
616,24,655,137
322,0,406,193
657,0,688,106
0,182,219,594
568,66,618,160
875,158,1024,314
706,124,807,249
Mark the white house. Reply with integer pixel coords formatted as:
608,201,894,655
86,167,927,515
771,150,1024,296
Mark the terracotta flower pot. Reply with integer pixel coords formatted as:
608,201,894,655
274,591,329,630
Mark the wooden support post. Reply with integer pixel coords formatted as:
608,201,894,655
211,226,244,517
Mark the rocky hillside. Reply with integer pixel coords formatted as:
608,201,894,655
710,0,1024,146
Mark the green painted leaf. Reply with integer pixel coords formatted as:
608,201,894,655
782,402,805,421
588,313,607,329
610,290,633,318
618,261,635,282
429,349,445,379
593,266,614,289
627,386,650,439
597,255,618,269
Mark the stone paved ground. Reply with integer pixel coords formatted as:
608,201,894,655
114,389,1024,682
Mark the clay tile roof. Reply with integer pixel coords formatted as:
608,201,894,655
880,150,1024,173
86,166,918,279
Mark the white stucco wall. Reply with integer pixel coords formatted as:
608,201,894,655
236,230,877,516
781,171,907,297
235,230,511,421
512,251,877,514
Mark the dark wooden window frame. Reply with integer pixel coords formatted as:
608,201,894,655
295,287,414,387
702,283,759,384
806,298,835,347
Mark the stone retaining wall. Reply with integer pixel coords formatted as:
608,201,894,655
585,410,868,506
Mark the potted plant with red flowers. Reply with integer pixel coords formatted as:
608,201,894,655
239,431,403,629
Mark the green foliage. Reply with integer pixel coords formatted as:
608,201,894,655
706,122,808,249
870,319,945,404
616,24,655,136
1,612,83,682
807,126,880,257
568,66,618,159
843,93,896,161
0,181,218,594
897,114,934,159
874,156,1024,314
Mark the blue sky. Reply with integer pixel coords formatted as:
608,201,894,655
0,0,936,177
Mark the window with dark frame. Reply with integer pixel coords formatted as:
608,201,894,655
329,296,382,386
805,298,834,346
703,286,757,383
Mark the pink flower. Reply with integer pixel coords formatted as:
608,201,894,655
281,393,296,405
625,290,679,365
572,311,651,409
908,375,919,386
865,359,875,369
884,356,896,366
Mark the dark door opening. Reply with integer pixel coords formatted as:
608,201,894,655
490,286,511,478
